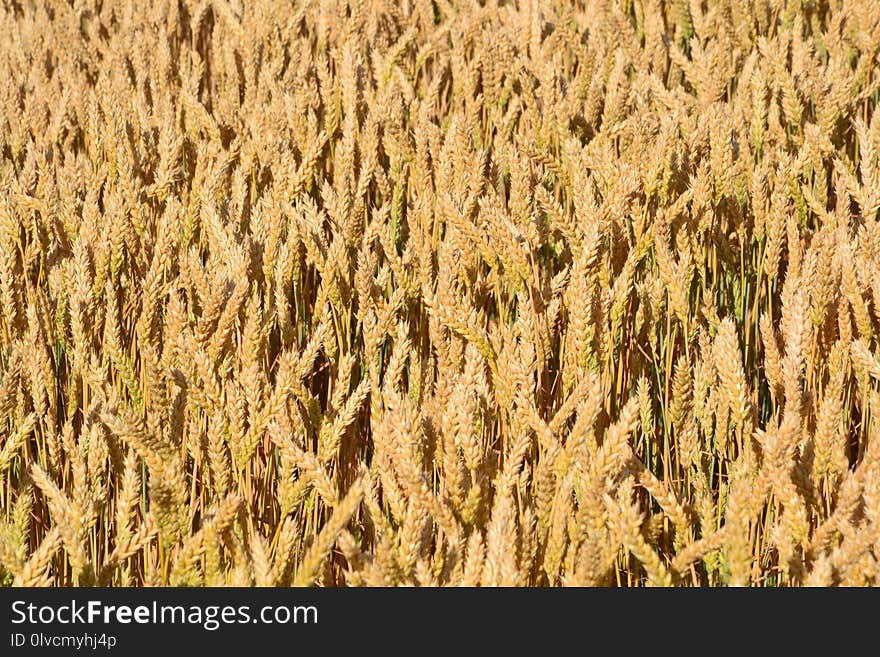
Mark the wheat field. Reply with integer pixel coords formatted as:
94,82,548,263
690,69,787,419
1,0,879,587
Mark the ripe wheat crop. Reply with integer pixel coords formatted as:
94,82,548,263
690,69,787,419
1,0,880,587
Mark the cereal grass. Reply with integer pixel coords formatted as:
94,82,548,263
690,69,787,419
1,0,880,586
